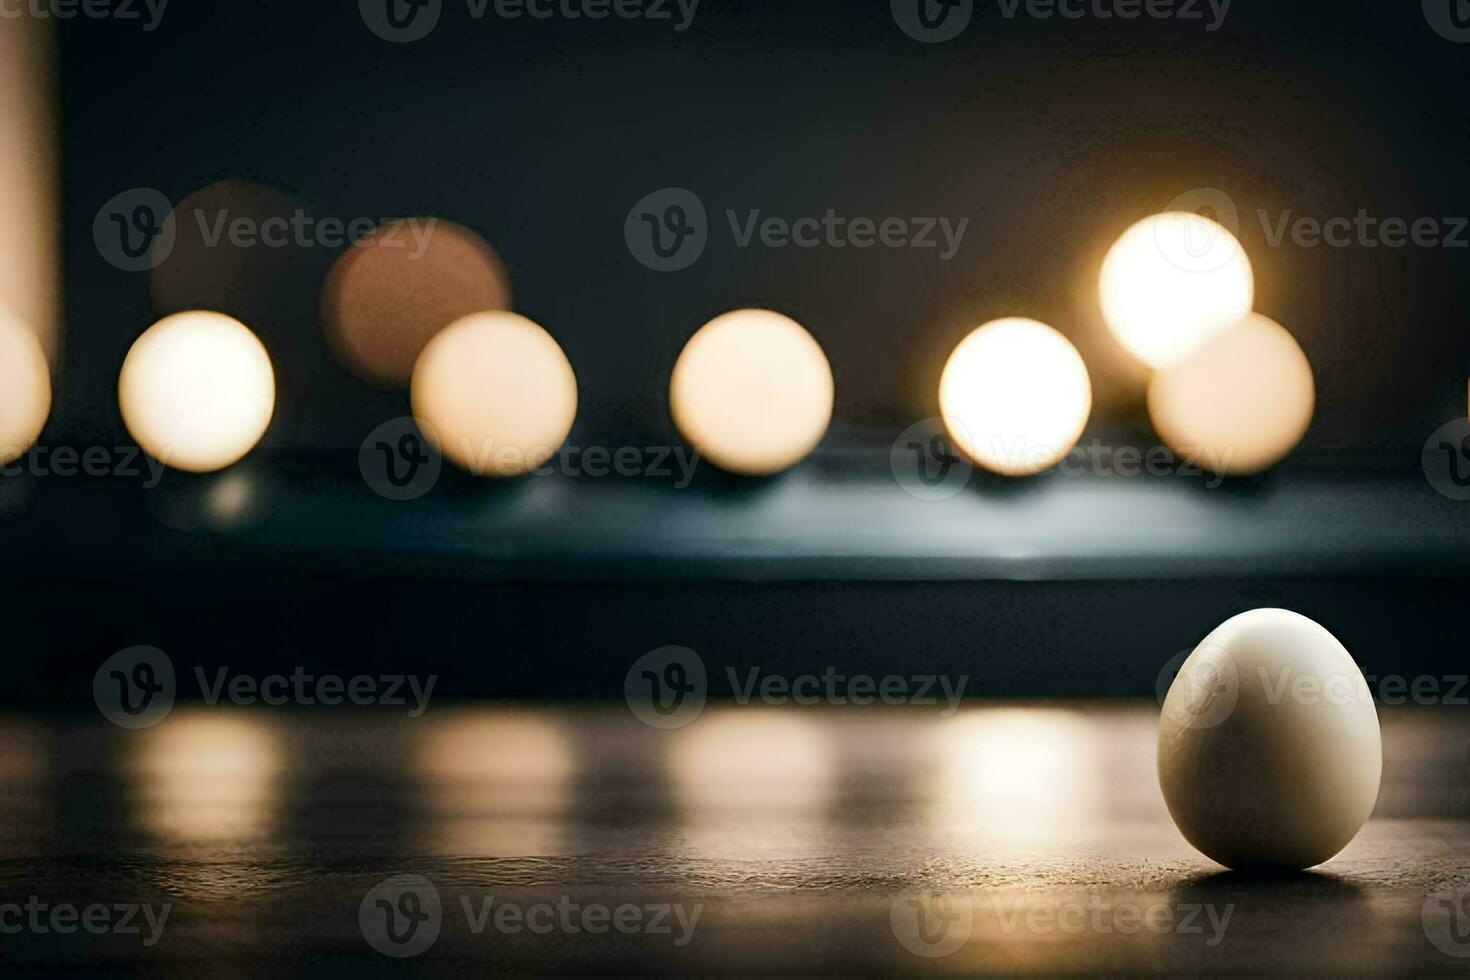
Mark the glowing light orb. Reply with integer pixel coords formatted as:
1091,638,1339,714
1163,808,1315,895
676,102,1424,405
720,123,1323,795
119,311,276,473
411,311,577,477
1100,212,1255,368
323,218,510,389
0,310,50,465
1148,312,1315,475
939,318,1092,477
670,309,833,476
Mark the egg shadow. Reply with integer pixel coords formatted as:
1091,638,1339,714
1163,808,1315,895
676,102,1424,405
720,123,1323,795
1175,867,1364,892
1168,867,1379,956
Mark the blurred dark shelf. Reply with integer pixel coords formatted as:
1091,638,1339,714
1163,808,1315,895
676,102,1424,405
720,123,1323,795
2,448,1466,583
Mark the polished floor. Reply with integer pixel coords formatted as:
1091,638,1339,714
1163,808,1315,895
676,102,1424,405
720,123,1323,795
1,703,1467,975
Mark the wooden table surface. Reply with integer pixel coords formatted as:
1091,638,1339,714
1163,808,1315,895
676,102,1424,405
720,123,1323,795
1,702,1467,976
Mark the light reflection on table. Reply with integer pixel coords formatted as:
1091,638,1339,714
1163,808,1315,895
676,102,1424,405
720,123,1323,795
129,711,285,846
0,703,1464,975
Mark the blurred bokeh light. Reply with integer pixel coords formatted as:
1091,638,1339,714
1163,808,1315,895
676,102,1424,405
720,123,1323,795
1100,212,1255,370
939,318,1092,477
128,711,285,844
323,218,510,389
1149,312,1315,474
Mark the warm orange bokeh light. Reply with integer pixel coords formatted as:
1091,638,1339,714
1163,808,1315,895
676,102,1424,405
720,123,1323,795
1148,313,1315,475
670,309,834,477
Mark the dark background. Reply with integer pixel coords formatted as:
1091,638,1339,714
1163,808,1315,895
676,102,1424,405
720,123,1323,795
7,0,1466,706
52,0,1470,453
5,16,1469,977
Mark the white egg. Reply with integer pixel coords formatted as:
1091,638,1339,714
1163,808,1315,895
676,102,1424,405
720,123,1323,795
1158,608,1381,870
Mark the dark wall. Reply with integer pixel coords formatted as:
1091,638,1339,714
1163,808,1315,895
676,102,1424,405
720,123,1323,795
7,573,1469,706
55,0,1470,452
